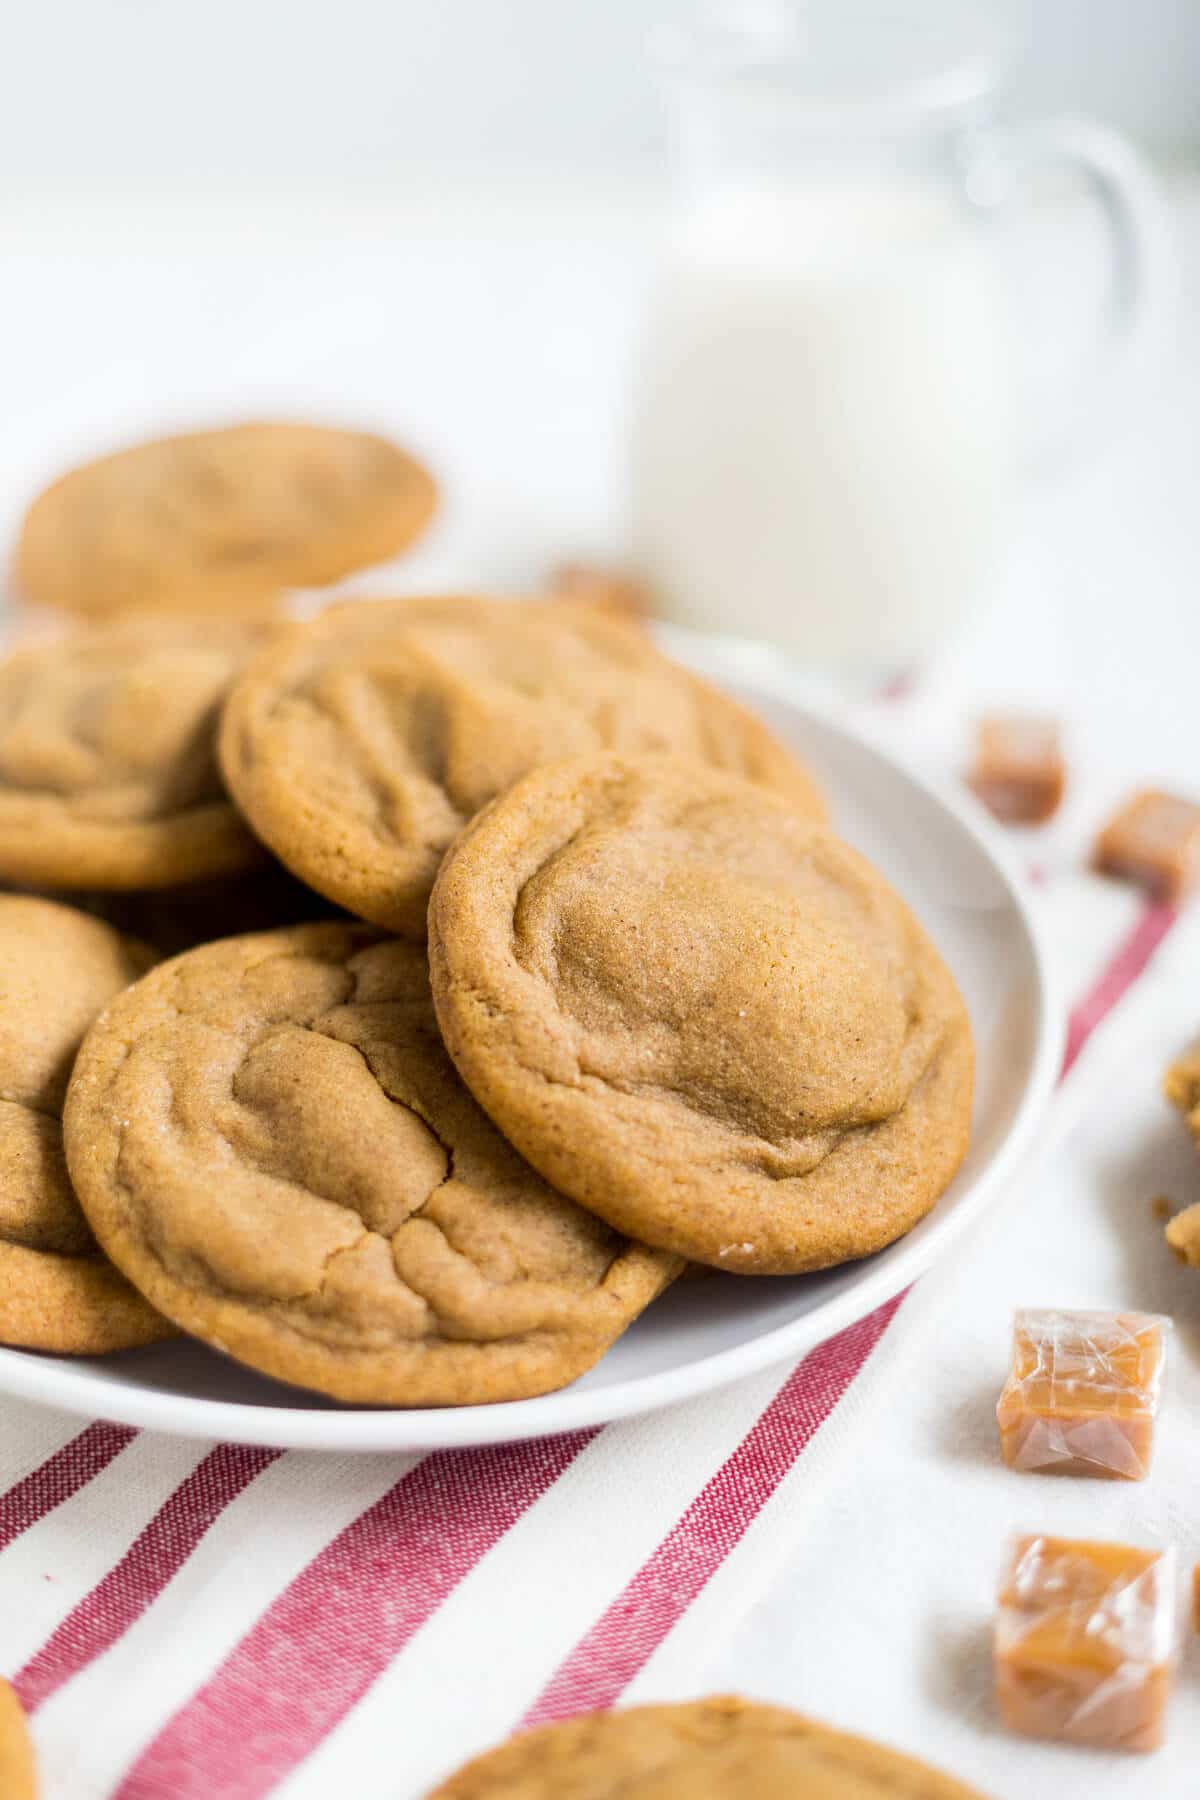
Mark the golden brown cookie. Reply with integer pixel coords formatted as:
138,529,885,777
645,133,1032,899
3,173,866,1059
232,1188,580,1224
429,1696,990,1798
0,617,272,889
63,923,678,1405
1163,1043,1200,1265
219,595,825,937
13,422,437,619
429,756,974,1275
0,1679,37,1800
0,896,172,1352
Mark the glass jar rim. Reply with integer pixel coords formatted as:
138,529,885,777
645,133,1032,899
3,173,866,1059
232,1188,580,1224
654,0,1025,129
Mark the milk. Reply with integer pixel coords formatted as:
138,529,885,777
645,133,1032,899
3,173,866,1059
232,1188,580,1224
630,179,1016,664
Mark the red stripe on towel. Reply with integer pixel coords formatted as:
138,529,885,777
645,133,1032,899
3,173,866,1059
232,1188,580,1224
1062,901,1177,1076
0,1423,135,1553
115,1431,596,1800
15,1443,279,1712
521,1296,901,1727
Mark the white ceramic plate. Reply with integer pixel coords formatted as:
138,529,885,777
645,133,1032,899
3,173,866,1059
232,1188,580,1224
0,657,1061,1451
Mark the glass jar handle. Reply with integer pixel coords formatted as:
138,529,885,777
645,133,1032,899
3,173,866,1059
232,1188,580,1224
968,117,1171,472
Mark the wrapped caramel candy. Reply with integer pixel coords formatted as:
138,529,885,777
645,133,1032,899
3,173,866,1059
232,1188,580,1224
997,1308,1168,1480
995,1535,1177,1751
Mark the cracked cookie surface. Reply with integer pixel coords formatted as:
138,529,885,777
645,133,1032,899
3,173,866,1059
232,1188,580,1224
14,421,437,618
429,755,974,1274
63,922,678,1404
0,895,172,1352
219,595,826,937
0,617,272,888
430,1694,989,1798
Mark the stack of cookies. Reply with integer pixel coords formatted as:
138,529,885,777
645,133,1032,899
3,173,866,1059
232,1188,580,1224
0,426,974,1407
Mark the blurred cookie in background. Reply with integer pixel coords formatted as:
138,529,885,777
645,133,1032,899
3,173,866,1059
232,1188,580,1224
12,421,438,620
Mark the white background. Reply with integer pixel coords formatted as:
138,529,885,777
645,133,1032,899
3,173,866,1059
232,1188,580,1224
4,0,1200,196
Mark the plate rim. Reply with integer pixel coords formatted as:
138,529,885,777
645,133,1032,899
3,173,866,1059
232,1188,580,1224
0,681,1063,1451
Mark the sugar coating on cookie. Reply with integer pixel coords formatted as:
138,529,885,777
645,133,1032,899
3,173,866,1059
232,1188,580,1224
13,421,437,618
429,755,973,1275
0,895,172,1353
0,617,272,889
63,923,678,1405
218,595,826,937
429,1695,989,1798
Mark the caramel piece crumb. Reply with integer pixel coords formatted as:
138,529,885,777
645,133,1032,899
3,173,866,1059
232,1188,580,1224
1150,1195,1174,1222
1093,789,1200,904
995,1535,1177,1751
996,1308,1168,1480
549,562,649,622
968,716,1065,825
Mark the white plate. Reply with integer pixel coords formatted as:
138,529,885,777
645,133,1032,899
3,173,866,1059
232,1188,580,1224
0,660,1061,1451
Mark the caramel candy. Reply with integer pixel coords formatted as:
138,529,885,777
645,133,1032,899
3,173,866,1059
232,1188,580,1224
996,1308,1168,1480
995,1535,1177,1751
1093,788,1200,903
968,716,1065,825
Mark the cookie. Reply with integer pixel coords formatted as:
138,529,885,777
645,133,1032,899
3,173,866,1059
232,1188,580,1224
429,755,974,1274
63,924,678,1405
0,617,272,889
0,1679,36,1800
219,595,825,937
14,422,437,618
429,1695,989,1797
1163,1043,1200,1265
0,896,172,1353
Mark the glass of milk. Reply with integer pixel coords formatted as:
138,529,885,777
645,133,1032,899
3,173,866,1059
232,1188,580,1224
629,0,1165,669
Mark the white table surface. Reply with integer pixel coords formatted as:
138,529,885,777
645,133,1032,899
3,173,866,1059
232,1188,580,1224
2,167,1199,1798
